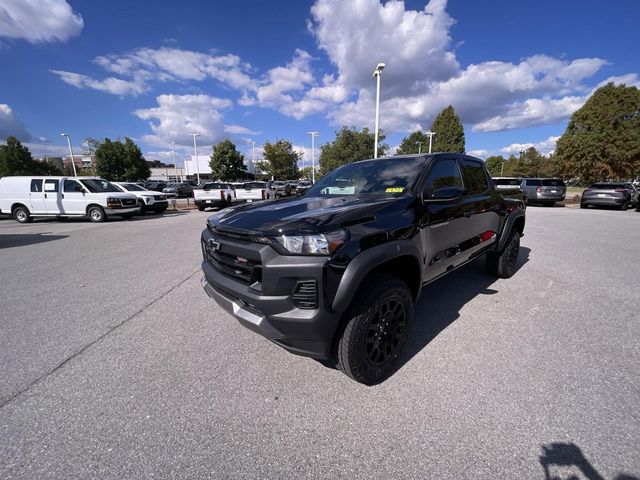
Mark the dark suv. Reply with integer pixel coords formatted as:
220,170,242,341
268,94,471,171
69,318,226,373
200,154,525,384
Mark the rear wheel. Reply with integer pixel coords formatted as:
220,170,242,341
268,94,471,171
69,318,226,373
87,205,106,223
13,206,32,223
337,274,413,385
197,206,206,211
486,230,520,279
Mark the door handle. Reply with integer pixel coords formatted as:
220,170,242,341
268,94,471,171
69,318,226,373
61,194,65,199
44,193,47,199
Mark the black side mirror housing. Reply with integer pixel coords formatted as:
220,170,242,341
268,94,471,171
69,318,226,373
425,186,466,201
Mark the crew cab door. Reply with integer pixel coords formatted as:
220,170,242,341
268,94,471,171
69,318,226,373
420,157,469,282
454,157,501,260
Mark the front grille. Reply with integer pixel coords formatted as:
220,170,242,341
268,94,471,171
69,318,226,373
291,280,318,309
122,199,137,207
154,195,166,200
204,242,261,284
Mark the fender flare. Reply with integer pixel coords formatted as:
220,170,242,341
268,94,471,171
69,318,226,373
332,240,422,312
497,209,525,252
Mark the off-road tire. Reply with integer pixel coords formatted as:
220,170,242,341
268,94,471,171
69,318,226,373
337,274,413,385
87,205,106,223
13,205,32,223
486,230,520,278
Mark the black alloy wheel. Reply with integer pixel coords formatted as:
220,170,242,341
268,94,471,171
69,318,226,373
365,298,406,366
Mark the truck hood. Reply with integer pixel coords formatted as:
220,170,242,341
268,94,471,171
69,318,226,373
209,195,412,235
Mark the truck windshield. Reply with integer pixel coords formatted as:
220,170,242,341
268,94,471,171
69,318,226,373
307,157,426,196
80,179,120,193
121,183,147,191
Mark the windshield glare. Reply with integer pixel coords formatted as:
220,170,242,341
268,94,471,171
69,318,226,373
80,179,120,193
307,157,426,196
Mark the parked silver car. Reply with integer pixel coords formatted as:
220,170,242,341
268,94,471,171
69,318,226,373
520,178,566,206
581,182,638,210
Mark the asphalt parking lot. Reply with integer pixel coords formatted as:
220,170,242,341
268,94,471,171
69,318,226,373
1,206,639,479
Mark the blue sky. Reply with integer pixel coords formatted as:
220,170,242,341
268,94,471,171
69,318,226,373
1,0,638,167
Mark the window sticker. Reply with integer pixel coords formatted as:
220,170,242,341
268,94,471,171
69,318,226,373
385,187,404,193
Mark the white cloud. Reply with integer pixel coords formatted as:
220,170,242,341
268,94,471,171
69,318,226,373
500,135,560,156
53,47,255,97
51,70,148,96
224,124,261,135
0,0,83,43
134,94,248,147
467,149,491,159
0,103,31,141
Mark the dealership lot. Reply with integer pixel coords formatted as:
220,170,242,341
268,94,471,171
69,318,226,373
1,207,639,479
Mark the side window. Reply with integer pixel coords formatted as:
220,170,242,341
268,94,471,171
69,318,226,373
44,179,59,192
460,159,489,195
423,159,463,196
64,179,80,192
30,179,43,192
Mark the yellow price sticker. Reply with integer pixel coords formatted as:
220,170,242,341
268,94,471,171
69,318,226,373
385,187,404,193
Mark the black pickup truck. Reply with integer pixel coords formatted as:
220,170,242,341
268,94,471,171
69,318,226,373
200,154,526,384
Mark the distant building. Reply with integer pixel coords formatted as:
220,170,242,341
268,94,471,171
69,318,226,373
184,155,256,180
148,166,186,183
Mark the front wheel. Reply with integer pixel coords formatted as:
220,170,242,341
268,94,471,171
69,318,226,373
486,230,520,278
337,274,413,385
87,206,106,223
620,200,629,211
580,202,588,209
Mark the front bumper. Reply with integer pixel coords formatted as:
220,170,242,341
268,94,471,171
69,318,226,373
200,227,341,359
105,206,140,215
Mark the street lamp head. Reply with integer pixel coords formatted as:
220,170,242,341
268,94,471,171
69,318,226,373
373,63,385,76
61,133,69,137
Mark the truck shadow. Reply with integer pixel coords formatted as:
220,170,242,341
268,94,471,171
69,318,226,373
539,442,638,480
0,233,69,249
399,246,531,372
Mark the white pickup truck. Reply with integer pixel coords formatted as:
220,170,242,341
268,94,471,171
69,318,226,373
234,181,272,202
194,182,236,211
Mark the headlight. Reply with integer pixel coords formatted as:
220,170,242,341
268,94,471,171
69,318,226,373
145,196,153,203
275,230,348,255
106,197,121,208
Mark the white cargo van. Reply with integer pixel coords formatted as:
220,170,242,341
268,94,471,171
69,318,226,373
0,176,139,223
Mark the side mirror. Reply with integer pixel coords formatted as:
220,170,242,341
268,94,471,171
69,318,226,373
425,186,466,201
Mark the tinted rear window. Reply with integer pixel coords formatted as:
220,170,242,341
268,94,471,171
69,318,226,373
591,183,624,189
203,183,226,190
460,160,489,195
493,178,520,186
542,179,565,186
525,179,542,186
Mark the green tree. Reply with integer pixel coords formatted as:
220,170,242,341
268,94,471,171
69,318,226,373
0,136,62,176
318,127,386,176
95,137,150,181
209,139,247,180
556,82,640,184
396,130,431,155
261,139,299,179
485,155,506,176
299,166,314,180
430,105,465,153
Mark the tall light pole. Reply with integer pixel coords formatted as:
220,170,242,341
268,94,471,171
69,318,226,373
416,141,422,154
61,133,77,176
306,131,318,183
372,63,385,159
171,141,178,181
251,140,256,176
426,131,435,154
189,133,201,184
